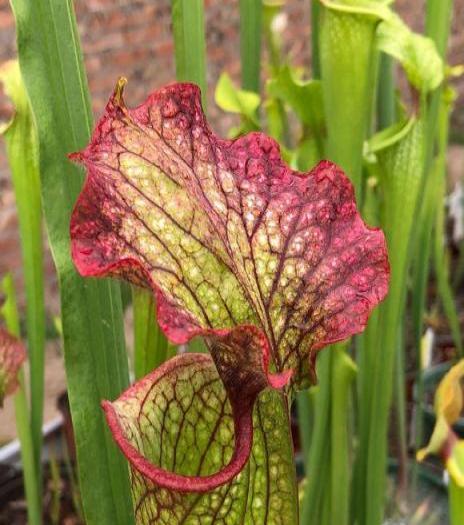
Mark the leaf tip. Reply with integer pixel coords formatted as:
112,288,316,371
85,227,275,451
113,76,128,107
416,448,428,463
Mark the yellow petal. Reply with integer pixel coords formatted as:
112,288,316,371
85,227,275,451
416,415,451,461
446,441,464,488
435,360,464,425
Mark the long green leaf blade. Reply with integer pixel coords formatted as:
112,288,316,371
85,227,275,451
433,93,462,357
9,1,134,523
319,1,383,198
240,0,262,93
449,443,464,525
1,275,42,525
305,5,384,523
377,54,395,129
310,0,321,78
0,59,45,500
171,0,207,106
132,286,171,380
411,0,454,471
171,0,208,357
301,346,356,525
365,118,425,525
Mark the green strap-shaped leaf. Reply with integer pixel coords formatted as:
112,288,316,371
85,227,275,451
356,117,425,525
9,1,134,523
133,286,172,380
0,58,46,486
239,0,262,94
318,0,389,196
449,442,464,525
171,0,207,108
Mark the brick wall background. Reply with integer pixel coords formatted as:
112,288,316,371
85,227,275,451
0,0,463,312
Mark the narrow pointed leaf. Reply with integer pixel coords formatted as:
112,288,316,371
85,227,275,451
171,0,207,107
0,59,46,483
9,1,134,522
1,275,42,525
358,117,424,525
240,0,262,93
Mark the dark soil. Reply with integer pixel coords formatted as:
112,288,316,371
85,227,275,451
0,462,82,525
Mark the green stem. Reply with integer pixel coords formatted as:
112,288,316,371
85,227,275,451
425,0,460,357
171,0,207,108
411,0,454,484
301,345,355,525
171,0,208,354
424,0,453,172
13,376,42,524
262,1,291,146
311,0,320,78
296,389,313,470
132,286,171,380
319,3,381,200
377,53,396,129
364,118,425,525
300,351,332,524
20,183,45,493
393,320,408,500
449,443,464,525
433,96,462,357
1,275,42,525
352,308,379,524
0,59,45,492
411,183,435,477
240,0,262,93
330,348,356,525
425,0,453,57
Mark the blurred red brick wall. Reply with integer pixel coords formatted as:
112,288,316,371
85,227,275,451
0,0,462,311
